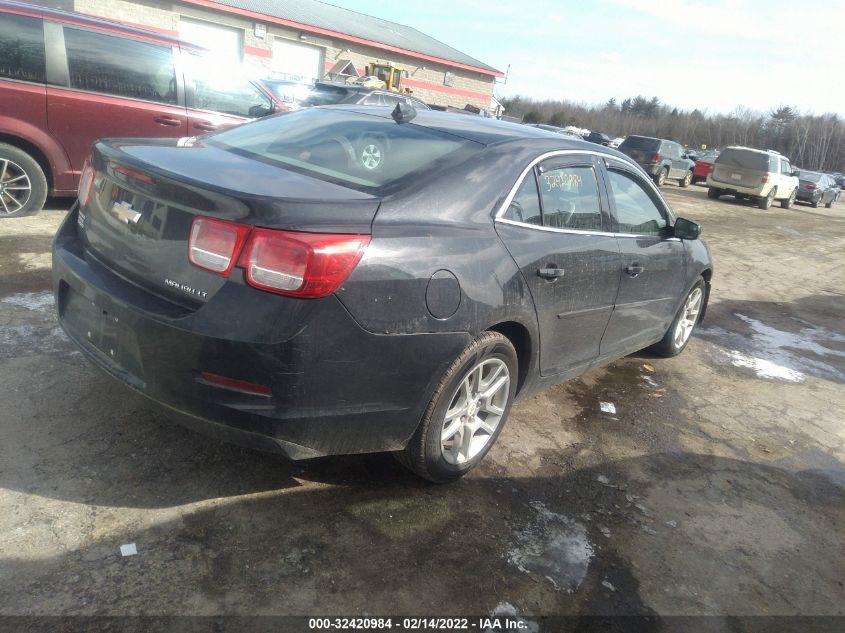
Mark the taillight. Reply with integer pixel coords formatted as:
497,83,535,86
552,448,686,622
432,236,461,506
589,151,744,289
239,229,369,298
188,217,251,276
187,217,370,298
805,183,817,190
78,160,96,207
650,153,661,163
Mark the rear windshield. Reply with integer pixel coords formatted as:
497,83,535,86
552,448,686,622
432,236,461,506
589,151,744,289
716,148,771,171
207,108,482,193
798,170,822,182
619,136,660,151
299,85,349,107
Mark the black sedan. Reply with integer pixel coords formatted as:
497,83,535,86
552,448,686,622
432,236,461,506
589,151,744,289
53,107,712,482
796,170,840,208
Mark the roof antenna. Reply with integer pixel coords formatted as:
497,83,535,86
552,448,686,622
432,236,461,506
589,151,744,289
391,102,416,124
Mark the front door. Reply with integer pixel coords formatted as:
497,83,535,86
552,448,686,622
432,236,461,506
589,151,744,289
600,161,687,356
496,155,622,376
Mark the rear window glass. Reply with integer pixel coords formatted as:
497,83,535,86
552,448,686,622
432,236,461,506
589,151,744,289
716,148,771,171
207,108,483,193
0,13,45,83
798,171,822,182
299,85,349,107
619,136,660,151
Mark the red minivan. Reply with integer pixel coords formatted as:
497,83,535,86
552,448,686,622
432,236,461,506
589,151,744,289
0,0,281,217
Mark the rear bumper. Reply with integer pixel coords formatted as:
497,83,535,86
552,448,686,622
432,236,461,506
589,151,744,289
52,204,470,459
796,190,821,203
705,178,767,197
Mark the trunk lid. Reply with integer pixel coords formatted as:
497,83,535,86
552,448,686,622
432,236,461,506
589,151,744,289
80,139,379,306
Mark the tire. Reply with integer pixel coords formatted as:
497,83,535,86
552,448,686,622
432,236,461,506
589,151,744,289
825,196,834,209
0,143,48,218
781,188,796,209
758,188,776,209
397,331,518,483
655,167,668,187
358,136,387,172
650,278,706,358
811,197,820,208
679,170,692,188
707,187,721,199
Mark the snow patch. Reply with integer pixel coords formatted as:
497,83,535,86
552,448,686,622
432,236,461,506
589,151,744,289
1,291,54,312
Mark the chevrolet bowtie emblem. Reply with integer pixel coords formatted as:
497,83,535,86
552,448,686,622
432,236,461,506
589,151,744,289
110,201,142,225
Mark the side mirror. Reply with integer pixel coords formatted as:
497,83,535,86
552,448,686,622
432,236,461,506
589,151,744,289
674,217,701,240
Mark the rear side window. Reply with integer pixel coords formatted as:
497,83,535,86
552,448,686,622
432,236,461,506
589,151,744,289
64,28,177,104
607,169,667,236
716,148,770,172
0,13,45,83
208,108,482,192
503,173,542,225
538,165,603,231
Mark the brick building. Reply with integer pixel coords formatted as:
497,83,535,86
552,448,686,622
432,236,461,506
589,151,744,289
40,0,502,109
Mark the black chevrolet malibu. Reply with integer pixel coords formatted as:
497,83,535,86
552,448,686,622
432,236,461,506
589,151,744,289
53,106,712,482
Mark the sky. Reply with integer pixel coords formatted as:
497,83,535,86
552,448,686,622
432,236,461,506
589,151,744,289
332,0,845,116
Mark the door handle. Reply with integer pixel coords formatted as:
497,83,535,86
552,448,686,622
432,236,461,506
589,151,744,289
625,264,645,277
153,116,182,126
537,267,565,280
193,121,218,132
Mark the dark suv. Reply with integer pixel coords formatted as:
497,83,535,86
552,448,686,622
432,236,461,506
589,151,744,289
617,135,695,187
0,0,280,217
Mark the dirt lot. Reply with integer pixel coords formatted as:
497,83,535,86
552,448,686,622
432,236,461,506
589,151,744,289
1,185,843,625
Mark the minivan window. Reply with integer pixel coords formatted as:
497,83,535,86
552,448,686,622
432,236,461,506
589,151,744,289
0,13,46,83
63,28,177,104
538,165,603,231
607,169,667,235
208,108,483,192
716,148,770,172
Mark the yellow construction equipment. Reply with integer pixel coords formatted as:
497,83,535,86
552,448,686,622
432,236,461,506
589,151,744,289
357,62,412,94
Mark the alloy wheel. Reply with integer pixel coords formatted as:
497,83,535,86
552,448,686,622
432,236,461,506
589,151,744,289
361,144,382,170
673,287,703,348
440,358,510,465
0,158,32,215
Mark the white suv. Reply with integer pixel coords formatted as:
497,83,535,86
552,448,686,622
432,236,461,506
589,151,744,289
706,147,799,209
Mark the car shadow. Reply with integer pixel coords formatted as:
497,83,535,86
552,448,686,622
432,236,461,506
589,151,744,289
1,452,841,620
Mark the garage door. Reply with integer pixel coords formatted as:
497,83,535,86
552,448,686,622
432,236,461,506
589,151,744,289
272,38,321,83
179,18,241,62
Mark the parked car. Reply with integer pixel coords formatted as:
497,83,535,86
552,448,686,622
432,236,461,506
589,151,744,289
690,150,720,185
53,107,712,482
609,136,626,148
257,79,314,112
617,135,695,187
706,147,799,209
525,124,581,139
0,0,281,217
285,81,431,111
583,131,611,146
795,170,840,208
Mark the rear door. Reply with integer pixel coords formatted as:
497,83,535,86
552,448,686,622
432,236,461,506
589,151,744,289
600,159,687,356
495,154,622,376
45,23,187,179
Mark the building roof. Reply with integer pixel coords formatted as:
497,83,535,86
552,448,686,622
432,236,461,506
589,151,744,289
179,0,502,76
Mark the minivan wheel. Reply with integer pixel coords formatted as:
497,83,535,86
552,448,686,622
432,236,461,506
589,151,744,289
397,331,518,483
650,278,705,358
707,187,721,199
781,188,797,209
758,188,776,210
679,170,692,188
0,143,48,218
655,168,668,187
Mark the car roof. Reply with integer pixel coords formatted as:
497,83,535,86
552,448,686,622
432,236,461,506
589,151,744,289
331,105,615,148
723,145,780,156
1,0,198,49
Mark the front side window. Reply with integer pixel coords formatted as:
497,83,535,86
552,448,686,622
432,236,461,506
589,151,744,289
185,53,272,118
607,169,668,235
503,173,542,225
780,159,791,175
0,13,45,83
538,165,603,230
64,27,176,104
